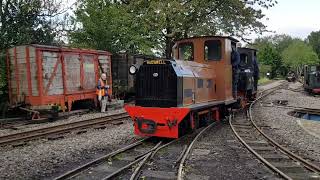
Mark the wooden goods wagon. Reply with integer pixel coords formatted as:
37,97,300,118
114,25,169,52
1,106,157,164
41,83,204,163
7,44,112,111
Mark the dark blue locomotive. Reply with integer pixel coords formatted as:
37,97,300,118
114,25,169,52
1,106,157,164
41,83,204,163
237,48,259,99
304,65,320,94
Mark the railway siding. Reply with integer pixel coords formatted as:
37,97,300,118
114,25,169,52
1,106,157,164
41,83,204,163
254,82,320,165
1,81,319,179
0,113,137,180
0,109,126,136
0,113,128,147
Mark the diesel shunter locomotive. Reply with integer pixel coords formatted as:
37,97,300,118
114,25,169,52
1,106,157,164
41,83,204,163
125,36,258,138
303,65,320,94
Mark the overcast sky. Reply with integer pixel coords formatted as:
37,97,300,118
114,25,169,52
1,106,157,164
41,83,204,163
63,0,320,40
256,0,320,39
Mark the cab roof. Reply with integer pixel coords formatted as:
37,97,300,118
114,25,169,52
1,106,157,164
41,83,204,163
176,35,239,43
239,47,258,51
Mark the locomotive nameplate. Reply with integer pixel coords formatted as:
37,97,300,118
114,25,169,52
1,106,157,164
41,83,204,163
146,60,166,65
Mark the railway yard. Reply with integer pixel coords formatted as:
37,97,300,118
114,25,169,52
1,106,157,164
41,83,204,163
2,0,320,179
0,80,318,180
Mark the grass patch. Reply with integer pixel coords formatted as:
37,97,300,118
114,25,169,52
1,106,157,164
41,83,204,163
258,77,273,85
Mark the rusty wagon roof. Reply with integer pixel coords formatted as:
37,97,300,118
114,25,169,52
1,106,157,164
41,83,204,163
9,44,112,55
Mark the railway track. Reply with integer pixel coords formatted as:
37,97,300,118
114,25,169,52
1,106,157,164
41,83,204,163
54,138,154,180
262,104,320,116
230,85,320,179
0,109,91,129
54,122,216,180
0,112,129,147
290,107,320,116
262,101,320,112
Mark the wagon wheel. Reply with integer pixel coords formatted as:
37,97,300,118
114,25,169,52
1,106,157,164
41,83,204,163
0,101,8,119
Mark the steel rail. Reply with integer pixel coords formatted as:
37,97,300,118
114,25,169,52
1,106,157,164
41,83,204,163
0,109,90,129
129,151,153,180
230,83,320,180
54,138,149,180
56,115,217,180
177,122,216,180
0,112,129,146
101,141,163,180
248,88,320,173
174,145,188,166
129,138,181,180
229,116,292,180
262,104,320,113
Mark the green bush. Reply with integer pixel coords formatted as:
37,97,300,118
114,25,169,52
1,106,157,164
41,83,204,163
259,64,271,78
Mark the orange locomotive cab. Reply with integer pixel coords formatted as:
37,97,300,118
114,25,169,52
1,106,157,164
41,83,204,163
125,36,241,138
173,36,238,104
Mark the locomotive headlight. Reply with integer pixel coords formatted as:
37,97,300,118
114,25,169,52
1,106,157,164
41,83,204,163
129,65,137,75
244,69,251,73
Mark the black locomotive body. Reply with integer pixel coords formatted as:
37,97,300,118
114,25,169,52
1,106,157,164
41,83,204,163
238,48,258,98
304,65,320,94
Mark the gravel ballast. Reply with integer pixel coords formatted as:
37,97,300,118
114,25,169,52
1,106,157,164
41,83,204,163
0,120,138,179
2,81,318,179
185,123,278,179
253,82,320,165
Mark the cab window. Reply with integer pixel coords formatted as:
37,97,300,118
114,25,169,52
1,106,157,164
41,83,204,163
207,80,213,88
178,43,194,61
240,53,249,66
205,40,221,61
197,79,203,88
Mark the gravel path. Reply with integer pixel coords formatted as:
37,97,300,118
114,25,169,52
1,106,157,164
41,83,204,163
0,109,125,136
258,80,286,91
253,81,320,165
185,123,278,180
0,120,138,179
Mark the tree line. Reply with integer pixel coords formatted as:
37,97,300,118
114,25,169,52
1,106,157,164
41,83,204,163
70,0,276,58
250,33,320,78
0,0,67,94
1,0,320,90
0,0,277,93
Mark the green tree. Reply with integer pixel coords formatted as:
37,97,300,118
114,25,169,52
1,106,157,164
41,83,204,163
126,0,277,58
252,34,299,52
282,41,318,70
0,0,63,51
256,42,282,78
250,34,304,78
70,0,156,55
272,34,300,52
0,0,63,95
307,30,320,59
71,0,277,57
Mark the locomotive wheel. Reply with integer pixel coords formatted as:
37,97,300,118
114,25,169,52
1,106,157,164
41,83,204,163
199,112,211,127
178,115,192,137
0,102,8,119
221,106,230,124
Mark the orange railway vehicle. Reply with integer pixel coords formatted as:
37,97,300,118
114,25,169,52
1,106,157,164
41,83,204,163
7,44,112,112
125,36,258,138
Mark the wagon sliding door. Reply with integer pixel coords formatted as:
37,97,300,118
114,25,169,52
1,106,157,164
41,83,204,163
63,53,97,94
63,53,81,93
42,51,63,96
82,55,97,90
